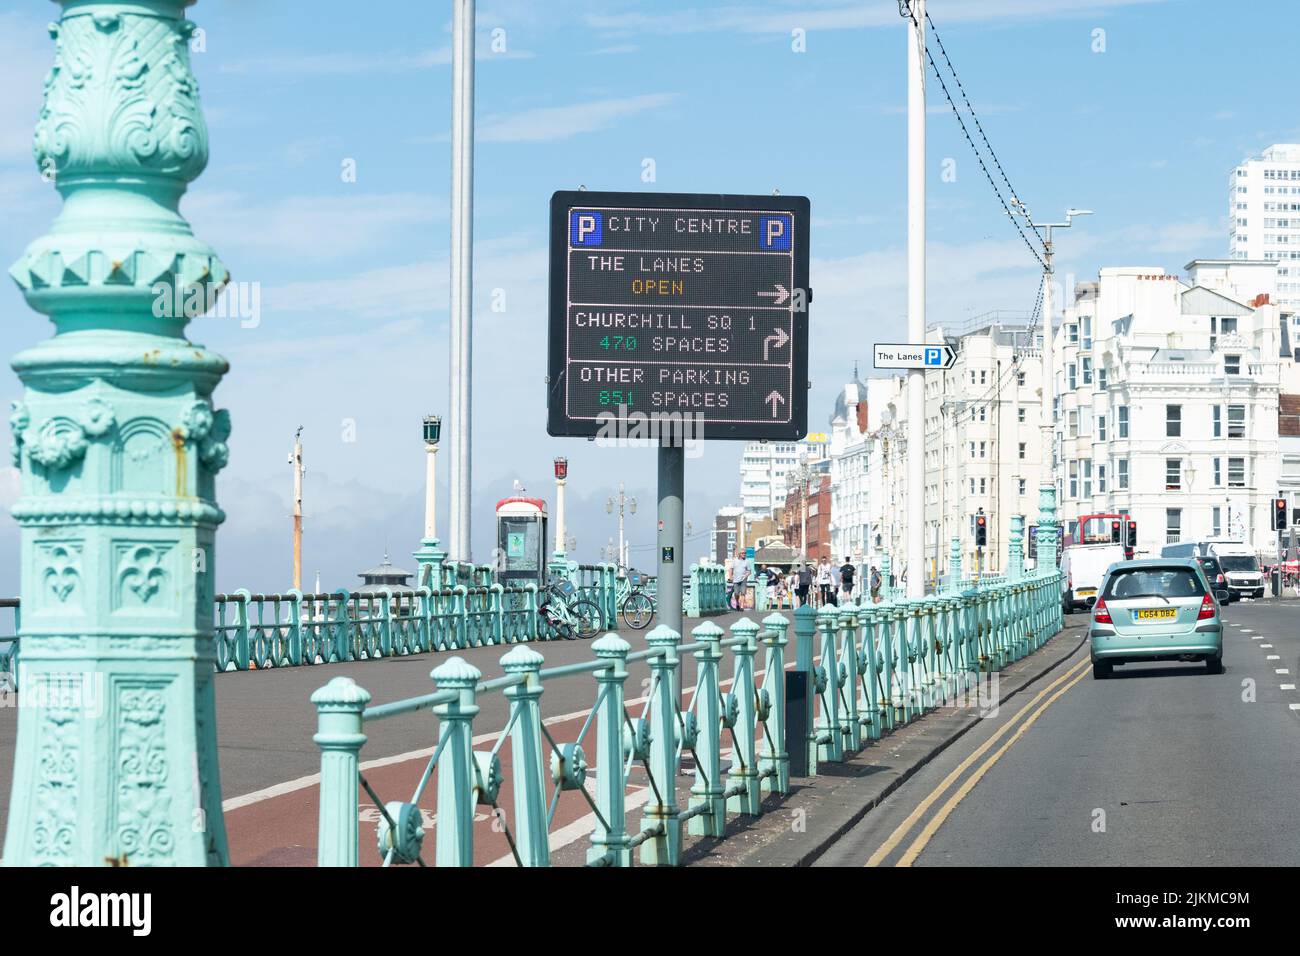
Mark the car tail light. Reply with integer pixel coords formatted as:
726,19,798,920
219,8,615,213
1197,594,1216,620
1093,598,1112,624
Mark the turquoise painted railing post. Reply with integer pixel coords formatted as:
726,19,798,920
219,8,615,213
793,604,818,776
759,612,790,793
500,645,550,866
640,624,681,865
948,537,963,595
588,634,633,866
880,552,893,603
432,656,481,867
859,605,882,740
815,606,843,763
688,620,725,837
312,676,371,867
725,618,762,816
4,0,231,865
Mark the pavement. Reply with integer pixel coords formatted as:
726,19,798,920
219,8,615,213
0,608,768,861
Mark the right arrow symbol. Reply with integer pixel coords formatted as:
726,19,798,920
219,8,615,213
757,284,790,306
765,390,785,417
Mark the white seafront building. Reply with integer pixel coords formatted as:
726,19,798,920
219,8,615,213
1229,143,1300,326
1054,260,1286,559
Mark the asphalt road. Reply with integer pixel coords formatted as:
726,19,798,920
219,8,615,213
816,598,1300,866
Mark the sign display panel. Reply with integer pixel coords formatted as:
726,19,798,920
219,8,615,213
547,191,810,439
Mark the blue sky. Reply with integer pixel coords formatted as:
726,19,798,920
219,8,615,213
1,0,1296,593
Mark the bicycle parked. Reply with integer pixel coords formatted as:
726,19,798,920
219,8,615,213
539,576,602,640
619,568,655,630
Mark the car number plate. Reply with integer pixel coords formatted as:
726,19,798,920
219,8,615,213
1137,608,1176,621
1077,587,1096,596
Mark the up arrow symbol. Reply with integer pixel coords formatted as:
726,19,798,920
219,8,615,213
765,391,785,417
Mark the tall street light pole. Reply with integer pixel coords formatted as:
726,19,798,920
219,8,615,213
607,483,636,568
448,0,475,562
1015,204,1092,573
905,0,926,599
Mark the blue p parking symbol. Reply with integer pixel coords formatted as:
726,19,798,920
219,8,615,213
759,215,792,250
570,210,603,247
925,347,941,367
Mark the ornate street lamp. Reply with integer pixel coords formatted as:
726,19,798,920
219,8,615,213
553,456,569,560
414,414,447,581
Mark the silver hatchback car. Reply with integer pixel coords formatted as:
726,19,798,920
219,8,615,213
1089,559,1229,679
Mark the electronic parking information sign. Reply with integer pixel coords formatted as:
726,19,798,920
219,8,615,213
547,190,810,440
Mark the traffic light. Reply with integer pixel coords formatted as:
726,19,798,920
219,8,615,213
1110,519,1121,543
975,513,987,548
1126,520,1137,549
1273,498,1289,532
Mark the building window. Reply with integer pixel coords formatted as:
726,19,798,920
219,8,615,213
1165,458,1182,491
1213,405,1221,437
1228,404,1246,438
1117,406,1129,438
1068,364,1077,390
980,441,986,458
1212,506,1221,537
1117,458,1129,490
1098,415,1106,441
1225,354,1241,375
1082,357,1093,385
1068,410,1079,438
1228,457,1246,487
1213,457,1221,486
1166,404,1182,437
1018,407,1026,423
1018,478,1026,496
1081,316,1092,350
1098,367,1107,389
1017,371,1026,386
1083,460,1093,498
1166,508,1182,544
1069,460,1079,498
1019,441,1027,460
1098,464,1107,493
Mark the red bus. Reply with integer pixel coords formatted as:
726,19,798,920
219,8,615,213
1069,512,1135,561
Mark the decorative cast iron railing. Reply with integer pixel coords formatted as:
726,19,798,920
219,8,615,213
313,568,1064,866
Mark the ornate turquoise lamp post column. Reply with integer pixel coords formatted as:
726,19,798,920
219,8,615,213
5,0,230,866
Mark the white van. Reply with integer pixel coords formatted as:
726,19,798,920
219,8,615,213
1206,541,1264,599
1160,540,1263,599
1061,542,1126,613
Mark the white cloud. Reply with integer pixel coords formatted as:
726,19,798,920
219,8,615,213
475,93,678,143
587,0,1170,36
182,191,447,264
217,43,532,78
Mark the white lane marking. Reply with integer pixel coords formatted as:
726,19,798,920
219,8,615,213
1290,704,1300,712
1252,636,1264,641
1277,669,1291,675
1281,684,1296,691
1261,643,1274,648
1241,629,1255,633
1267,655,1281,660
222,659,779,813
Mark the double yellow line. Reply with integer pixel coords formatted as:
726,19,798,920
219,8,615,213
865,656,1091,867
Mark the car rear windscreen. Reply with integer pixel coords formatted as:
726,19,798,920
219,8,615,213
1103,567,1206,600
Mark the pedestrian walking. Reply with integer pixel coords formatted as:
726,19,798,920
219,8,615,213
869,565,882,602
817,556,834,606
840,556,856,600
796,562,813,608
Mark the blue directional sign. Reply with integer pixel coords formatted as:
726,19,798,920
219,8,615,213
548,190,811,440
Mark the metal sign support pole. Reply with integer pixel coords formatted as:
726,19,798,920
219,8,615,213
658,443,684,701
